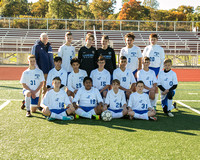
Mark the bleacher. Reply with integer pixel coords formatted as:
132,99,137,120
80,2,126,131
0,28,200,63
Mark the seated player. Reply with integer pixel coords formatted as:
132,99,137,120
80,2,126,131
90,56,111,101
127,81,157,121
67,57,87,98
158,59,178,117
41,77,75,121
137,57,157,110
103,79,128,119
46,56,67,91
20,55,45,117
72,77,103,120
113,56,136,99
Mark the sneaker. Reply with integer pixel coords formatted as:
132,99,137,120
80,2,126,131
168,112,174,117
74,114,79,119
173,102,178,110
47,117,55,121
21,100,25,110
92,115,100,120
26,111,31,117
62,116,74,121
153,106,157,111
149,116,157,121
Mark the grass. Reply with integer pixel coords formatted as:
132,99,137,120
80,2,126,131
0,81,200,159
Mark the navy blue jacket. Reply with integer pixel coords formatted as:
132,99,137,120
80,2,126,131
31,40,54,74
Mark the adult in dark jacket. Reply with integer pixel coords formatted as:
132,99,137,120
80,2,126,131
31,33,54,96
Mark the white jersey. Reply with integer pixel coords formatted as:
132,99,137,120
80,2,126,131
128,92,152,110
142,44,165,69
20,68,45,97
158,70,178,90
90,69,111,90
137,69,157,92
47,68,68,89
67,69,87,92
42,89,71,110
73,87,103,107
120,45,142,72
58,44,75,72
113,68,136,89
105,89,126,110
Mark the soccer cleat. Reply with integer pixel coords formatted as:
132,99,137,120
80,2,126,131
92,115,100,120
62,116,74,121
149,116,157,121
21,100,25,110
26,111,31,117
167,112,174,117
173,102,178,110
47,117,55,121
74,114,79,119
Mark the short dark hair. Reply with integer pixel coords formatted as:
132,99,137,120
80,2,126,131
143,57,150,61
97,55,106,62
112,79,120,85
53,76,61,82
54,56,62,62
149,33,158,39
136,80,144,86
86,33,94,40
120,56,127,60
102,35,109,40
83,76,93,83
65,31,72,36
164,58,172,64
125,32,135,40
70,57,80,65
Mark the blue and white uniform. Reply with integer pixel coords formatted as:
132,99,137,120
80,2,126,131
46,68,68,89
120,45,142,74
58,44,75,73
67,69,87,92
90,69,111,90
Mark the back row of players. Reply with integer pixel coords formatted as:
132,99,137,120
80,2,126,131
20,32,178,121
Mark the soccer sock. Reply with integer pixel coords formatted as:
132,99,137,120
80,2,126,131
89,109,96,115
150,99,154,107
69,96,73,103
153,93,159,107
167,99,173,111
75,108,91,119
25,96,31,111
112,112,123,119
103,97,106,104
134,113,149,120
50,112,63,120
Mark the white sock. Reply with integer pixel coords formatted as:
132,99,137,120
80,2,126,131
150,99,154,107
103,97,106,104
112,112,123,119
89,109,96,115
50,112,63,120
134,113,149,120
168,99,173,111
153,93,159,107
25,96,31,111
75,108,91,119
69,96,73,103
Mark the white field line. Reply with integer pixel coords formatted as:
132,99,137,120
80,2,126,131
176,100,200,115
0,100,11,110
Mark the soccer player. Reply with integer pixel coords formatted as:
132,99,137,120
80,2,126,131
158,59,178,117
58,31,75,75
67,57,87,98
103,79,128,119
127,81,157,121
94,35,116,75
72,77,103,120
137,57,157,110
41,77,75,121
90,56,111,101
120,32,142,77
20,55,45,117
46,56,67,91
113,56,136,99
142,33,165,109
78,33,96,76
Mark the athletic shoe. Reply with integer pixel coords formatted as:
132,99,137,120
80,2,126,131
47,117,55,121
92,115,100,120
153,106,157,111
26,111,31,117
168,112,174,117
74,114,79,119
37,106,43,111
21,100,25,110
62,116,74,121
149,116,157,121
173,102,178,110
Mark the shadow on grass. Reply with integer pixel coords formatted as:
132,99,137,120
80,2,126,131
36,106,200,136
0,85,22,90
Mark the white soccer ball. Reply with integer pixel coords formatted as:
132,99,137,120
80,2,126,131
101,110,112,121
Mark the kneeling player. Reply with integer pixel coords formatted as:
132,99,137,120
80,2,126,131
103,79,128,119
127,81,157,121
20,55,45,117
72,77,103,120
41,77,75,121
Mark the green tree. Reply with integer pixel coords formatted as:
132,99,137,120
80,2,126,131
177,5,194,14
143,0,159,9
31,0,48,18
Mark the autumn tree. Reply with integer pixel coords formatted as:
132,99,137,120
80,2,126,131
31,0,48,18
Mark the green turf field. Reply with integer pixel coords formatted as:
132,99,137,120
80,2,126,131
0,81,200,159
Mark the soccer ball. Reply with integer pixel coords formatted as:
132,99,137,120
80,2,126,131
101,110,112,121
